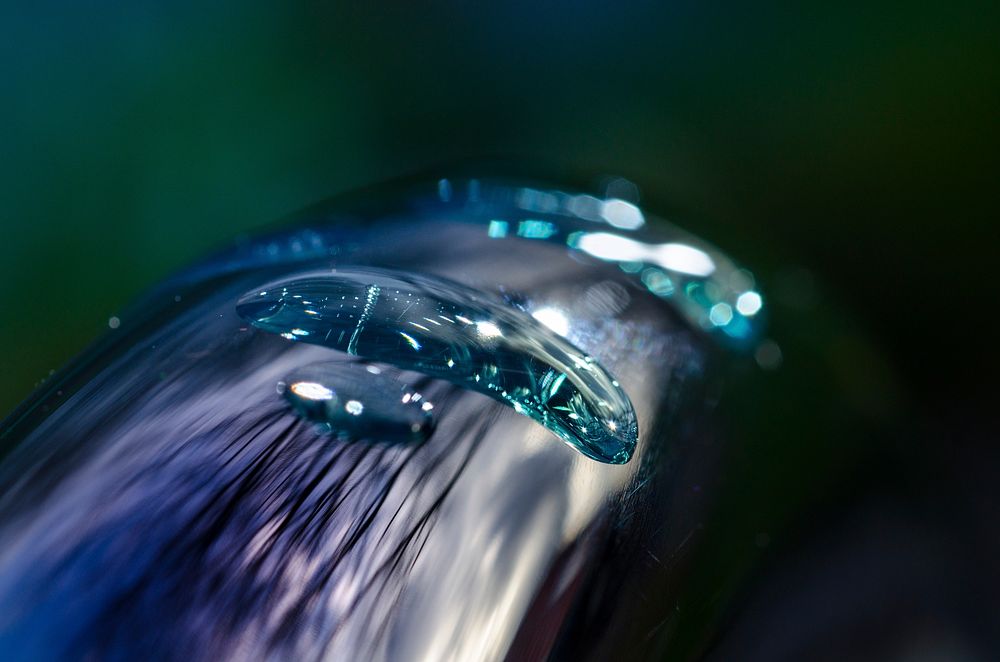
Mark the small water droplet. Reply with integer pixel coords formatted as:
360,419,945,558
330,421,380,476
280,361,434,444
238,267,638,464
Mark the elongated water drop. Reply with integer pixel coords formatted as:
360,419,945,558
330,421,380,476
237,267,637,464
280,361,435,444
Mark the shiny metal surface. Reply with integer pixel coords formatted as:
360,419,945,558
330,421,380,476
0,178,746,660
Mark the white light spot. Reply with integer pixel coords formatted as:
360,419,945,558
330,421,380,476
575,232,716,276
601,198,645,229
290,328,309,336
108,316,120,329
531,307,570,337
290,381,334,401
576,232,646,262
653,243,716,277
476,321,503,338
345,400,364,416
736,291,763,316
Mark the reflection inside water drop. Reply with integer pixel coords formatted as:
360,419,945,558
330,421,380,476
238,267,637,464
280,361,434,444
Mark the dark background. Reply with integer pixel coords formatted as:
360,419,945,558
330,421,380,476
2,2,997,659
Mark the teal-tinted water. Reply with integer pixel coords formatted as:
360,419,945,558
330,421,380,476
280,360,434,444
238,267,637,464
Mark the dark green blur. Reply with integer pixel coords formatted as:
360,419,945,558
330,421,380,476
1,2,996,658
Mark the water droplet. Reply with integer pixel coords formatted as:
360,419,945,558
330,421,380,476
238,267,637,464
280,361,434,444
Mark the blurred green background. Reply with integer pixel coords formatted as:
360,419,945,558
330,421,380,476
1,2,994,414
1,2,997,657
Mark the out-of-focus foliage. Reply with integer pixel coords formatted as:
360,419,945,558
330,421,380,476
1,3,994,413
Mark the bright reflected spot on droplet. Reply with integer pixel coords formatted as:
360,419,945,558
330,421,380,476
344,400,364,416
531,307,570,337
399,331,422,350
576,232,646,262
709,302,734,326
290,381,335,401
652,243,716,277
575,232,716,277
601,198,645,229
736,291,763,316
476,321,503,338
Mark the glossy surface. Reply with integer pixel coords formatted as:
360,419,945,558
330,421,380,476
0,178,744,661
